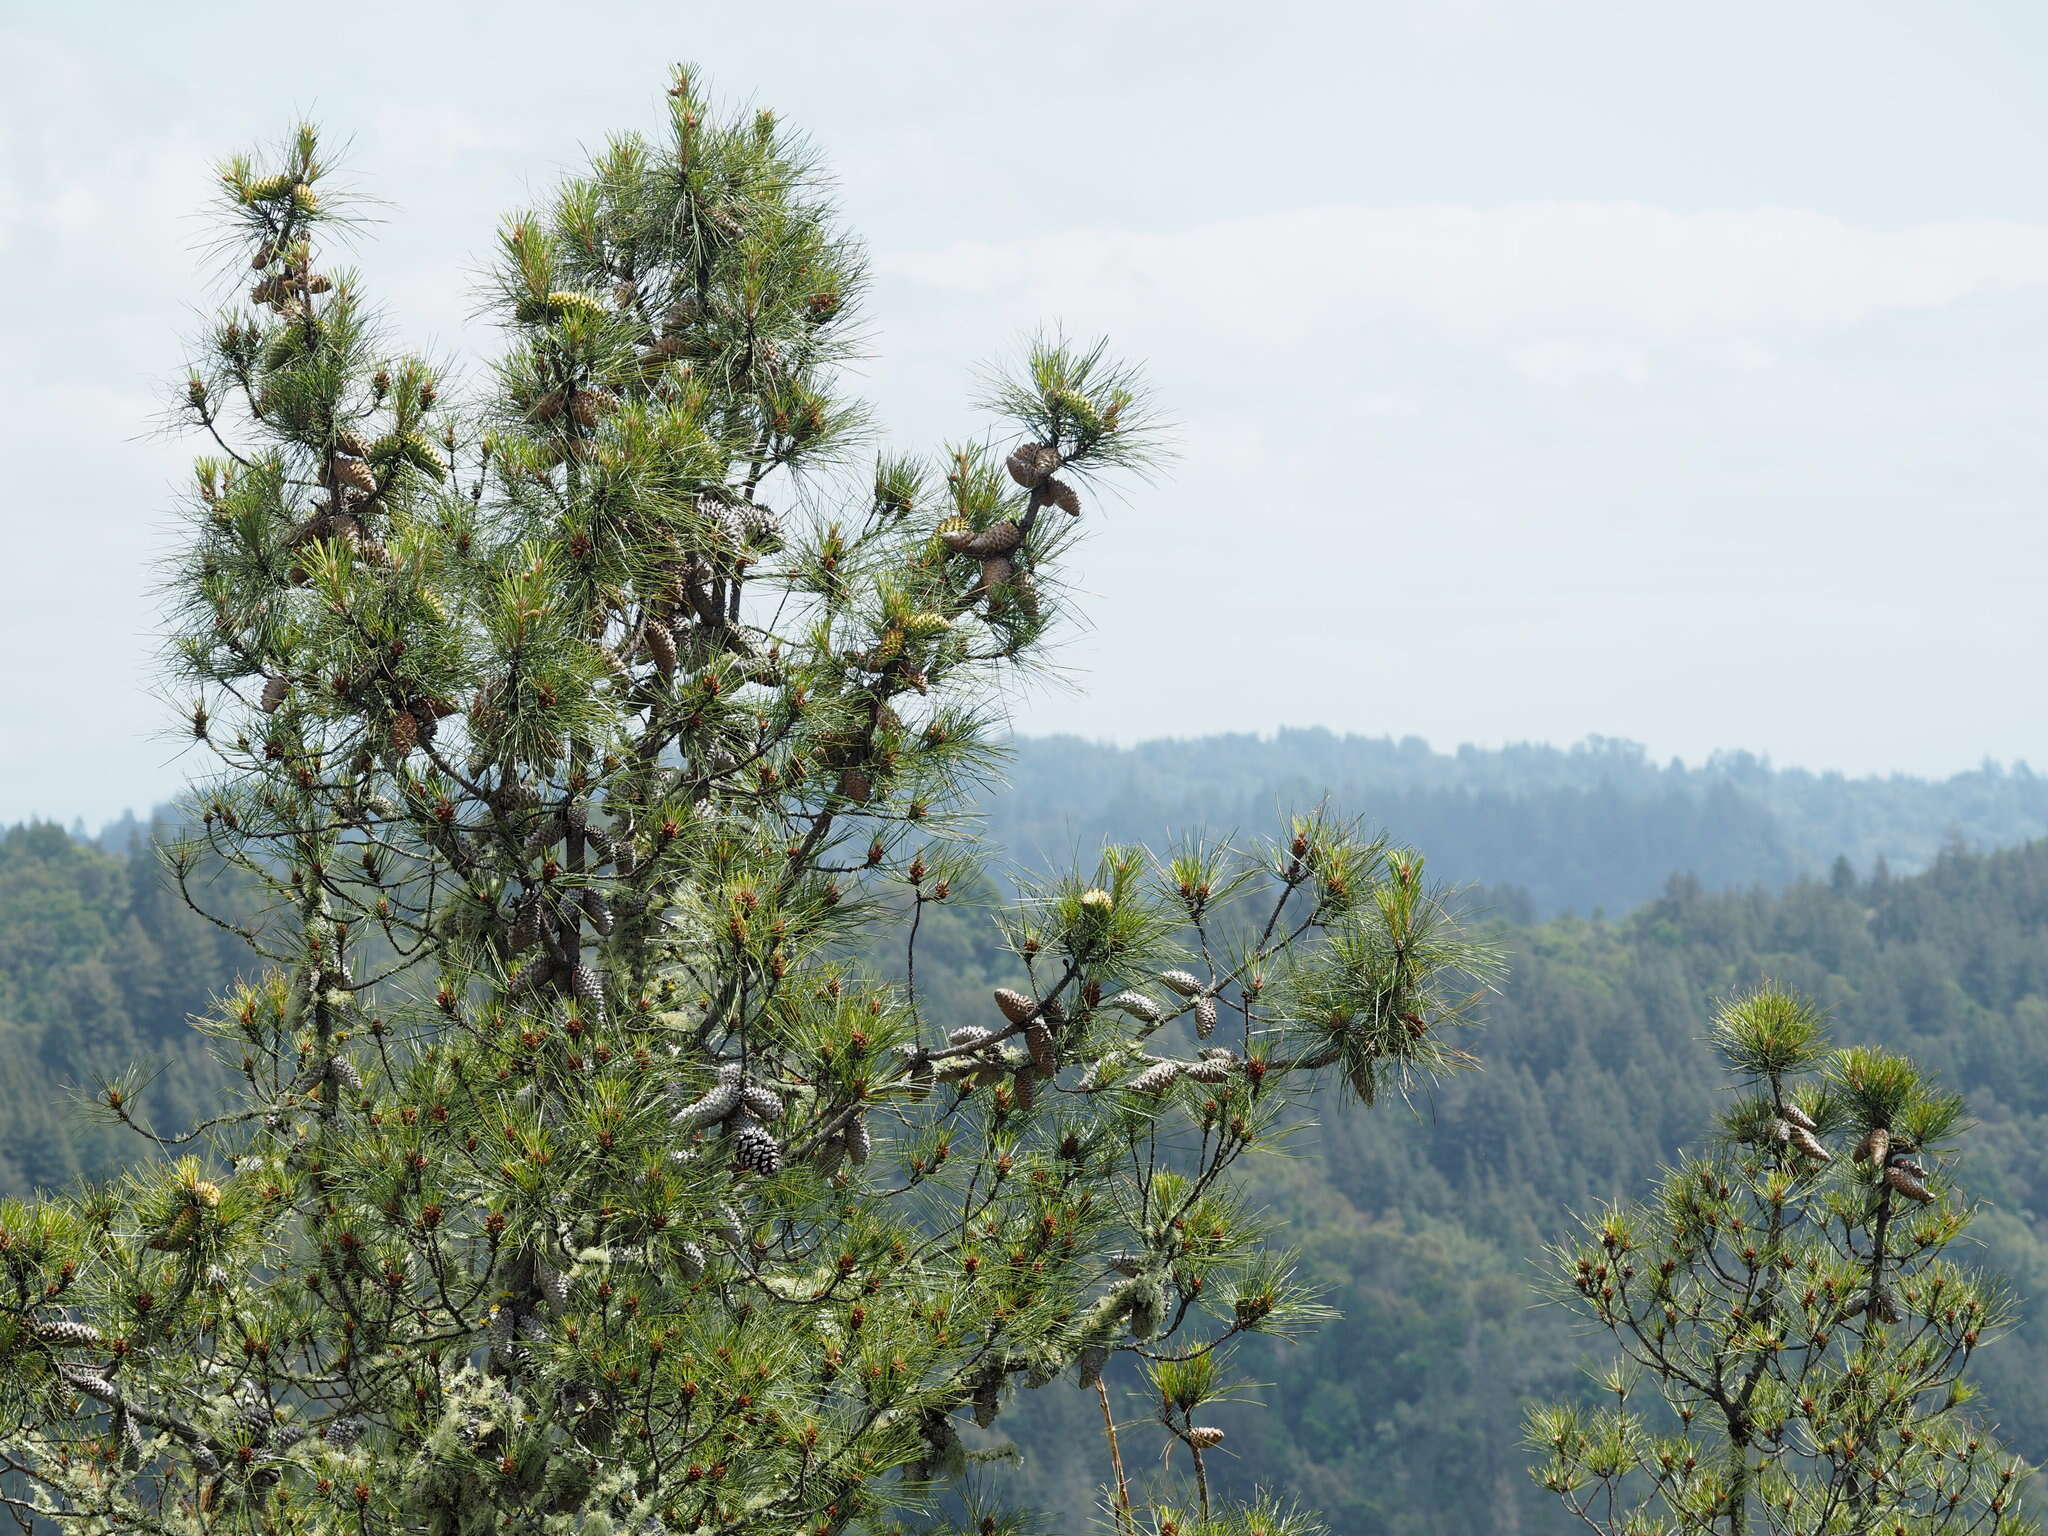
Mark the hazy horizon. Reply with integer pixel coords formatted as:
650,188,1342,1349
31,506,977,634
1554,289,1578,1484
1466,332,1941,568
7,0,2048,824
22,726,2046,840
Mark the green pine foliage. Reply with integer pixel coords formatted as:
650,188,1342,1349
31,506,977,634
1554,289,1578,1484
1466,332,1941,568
1529,985,2034,1533
0,74,1497,1536
9,796,2048,1530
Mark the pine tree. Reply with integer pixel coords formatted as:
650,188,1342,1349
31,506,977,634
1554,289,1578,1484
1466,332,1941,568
0,72,1500,1535
1527,985,2037,1535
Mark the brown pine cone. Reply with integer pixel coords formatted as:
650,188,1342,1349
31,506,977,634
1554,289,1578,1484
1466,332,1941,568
1005,442,1059,488
1884,1164,1933,1203
993,988,1038,1026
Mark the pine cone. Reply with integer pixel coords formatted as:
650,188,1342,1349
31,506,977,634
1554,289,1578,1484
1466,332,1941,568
334,428,370,459
1013,1064,1038,1111
1043,477,1082,516
994,987,1038,1026
523,813,567,857
1853,1128,1890,1165
1025,1019,1058,1076
64,1368,119,1404
1104,991,1163,1022
31,1319,103,1348
1788,1126,1829,1162
731,1122,783,1176
1158,970,1204,998
401,430,447,480
146,1206,199,1250
697,499,747,555
739,501,784,550
948,1025,994,1050
332,457,377,495
568,963,606,1024
1782,1102,1818,1132
331,514,372,550
487,1307,523,1369
1194,996,1219,1039
388,711,420,753
1005,442,1059,488
1884,1164,1933,1202
329,1056,363,1095
259,675,290,714
740,1084,784,1119
507,892,545,953
508,956,561,1000
673,1072,743,1129
1184,1058,1234,1083
675,1240,707,1277
837,767,872,804
952,519,1023,558
568,388,618,428
528,390,566,423
1186,1426,1226,1450
845,1112,871,1165
321,1415,368,1449
978,555,1016,592
580,888,614,936
644,620,677,677
1873,1288,1903,1325
540,1261,571,1312
1126,1060,1183,1094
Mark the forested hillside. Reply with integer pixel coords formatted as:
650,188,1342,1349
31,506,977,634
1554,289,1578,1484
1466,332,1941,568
992,732,2048,918
0,822,243,1189
9,750,2048,1533
906,841,2048,1533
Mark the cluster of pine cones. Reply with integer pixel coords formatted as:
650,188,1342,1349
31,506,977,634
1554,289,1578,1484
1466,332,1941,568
1764,1103,1935,1201
670,1062,786,1175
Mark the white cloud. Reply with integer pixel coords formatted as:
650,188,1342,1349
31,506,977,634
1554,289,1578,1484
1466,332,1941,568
888,203,2048,379
10,3,2048,821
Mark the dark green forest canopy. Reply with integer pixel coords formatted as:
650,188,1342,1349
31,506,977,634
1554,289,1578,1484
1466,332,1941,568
8,762,2048,1533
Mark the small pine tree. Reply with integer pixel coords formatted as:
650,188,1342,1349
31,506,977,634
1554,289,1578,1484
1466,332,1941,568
0,71,1500,1535
1527,984,2036,1535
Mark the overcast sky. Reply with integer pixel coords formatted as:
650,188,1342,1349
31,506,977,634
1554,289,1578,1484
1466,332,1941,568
4,0,2047,825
